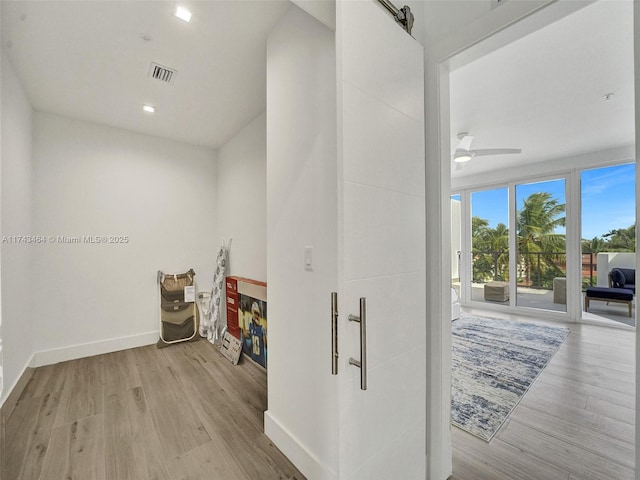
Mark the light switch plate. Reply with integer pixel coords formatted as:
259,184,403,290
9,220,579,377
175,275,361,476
304,246,313,271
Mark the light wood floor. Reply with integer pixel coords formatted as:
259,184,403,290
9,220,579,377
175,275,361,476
1,340,305,480
2,315,634,480
452,309,636,480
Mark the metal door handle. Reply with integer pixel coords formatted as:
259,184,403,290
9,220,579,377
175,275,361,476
348,297,367,390
331,292,339,375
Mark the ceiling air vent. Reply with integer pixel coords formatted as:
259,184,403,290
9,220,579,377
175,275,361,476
148,62,177,85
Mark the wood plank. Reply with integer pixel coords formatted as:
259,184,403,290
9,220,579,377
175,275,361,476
165,442,244,480
543,363,634,396
3,393,60,480
499,419,635,480
162,343,304,480
102,349,142,396
511,403,634,467
518,394,634,445
451,428,571,480
164,342,266,430
55,355,104,426
553,348,634,375
104,387,171,480
21,362,66,400
130,344,170,371
1,366,34,416
4,341,305,480
536,370,635,410
2,396,36,480
13,312,634,480
133,347,211,457
39,414,105,480
586,396,635,425
521,381,587,410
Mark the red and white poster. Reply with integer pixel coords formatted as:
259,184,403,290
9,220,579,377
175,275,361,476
225,277,267,369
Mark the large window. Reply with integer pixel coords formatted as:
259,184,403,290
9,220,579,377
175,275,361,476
470,188,509,305
453,163,635,324
515,179,566,312
581,163,636,324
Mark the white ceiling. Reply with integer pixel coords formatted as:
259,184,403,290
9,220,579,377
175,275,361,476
2,1,634,164
1,0,290,149
450,0,635,180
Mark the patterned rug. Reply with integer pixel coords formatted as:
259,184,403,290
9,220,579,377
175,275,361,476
451,314,569,441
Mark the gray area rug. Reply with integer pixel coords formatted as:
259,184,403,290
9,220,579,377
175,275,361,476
451,314,569,441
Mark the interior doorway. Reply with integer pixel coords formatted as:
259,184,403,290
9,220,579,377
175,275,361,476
437,1,637,478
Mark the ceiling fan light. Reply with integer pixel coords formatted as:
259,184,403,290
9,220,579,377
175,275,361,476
454,152,473,163
175,6,192,22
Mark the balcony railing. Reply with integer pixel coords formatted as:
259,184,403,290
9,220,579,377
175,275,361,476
471,251,598,290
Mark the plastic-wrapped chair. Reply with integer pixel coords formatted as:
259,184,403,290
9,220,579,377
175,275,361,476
157,269,199,348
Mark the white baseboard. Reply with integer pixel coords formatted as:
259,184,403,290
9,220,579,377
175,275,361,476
31,331,159,367
0,354,35,412
264,410,337,480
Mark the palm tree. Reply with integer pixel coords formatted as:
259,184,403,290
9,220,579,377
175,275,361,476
471,218,510,282
517,192,566,286
471,216,492,282
581,236,604,289
487,223,509,280
581,236,605,254
602,224,636,252
471,217,490,242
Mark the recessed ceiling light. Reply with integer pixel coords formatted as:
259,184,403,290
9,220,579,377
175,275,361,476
175,6,192,22
143,105,156,113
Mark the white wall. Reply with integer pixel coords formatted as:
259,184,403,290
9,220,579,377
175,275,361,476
452,145,635,191
0,1,3,406
424,0,494,46
0,44,3,402
216,112,266,282
1,52,34,405
31,112,217,364
596,252,636,288
265,6,338,479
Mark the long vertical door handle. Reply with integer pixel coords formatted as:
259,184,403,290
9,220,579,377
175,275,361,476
331,292,339,375
348,297,367,390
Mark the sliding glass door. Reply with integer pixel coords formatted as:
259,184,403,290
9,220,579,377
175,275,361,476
515,179,567,312
470,188,509,305
581,163,636,325
453,163,634,323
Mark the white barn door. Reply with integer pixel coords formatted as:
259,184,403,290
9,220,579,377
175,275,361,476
337,1,426,479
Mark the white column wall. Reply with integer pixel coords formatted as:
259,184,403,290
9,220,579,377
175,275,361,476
0,1,3,405
216,112,267,283
265,6,338,479
0,52,34,405
31,112,217,364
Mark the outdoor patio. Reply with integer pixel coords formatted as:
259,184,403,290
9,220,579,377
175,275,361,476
467,283,635,327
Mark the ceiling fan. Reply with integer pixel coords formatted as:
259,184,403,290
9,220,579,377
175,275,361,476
453,133,522,163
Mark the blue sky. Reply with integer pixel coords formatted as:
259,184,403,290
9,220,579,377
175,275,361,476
581,163,636,239
453,163,635,240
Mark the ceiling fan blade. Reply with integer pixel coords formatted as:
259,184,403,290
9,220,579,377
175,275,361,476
456,134,474,151
471,148,522,157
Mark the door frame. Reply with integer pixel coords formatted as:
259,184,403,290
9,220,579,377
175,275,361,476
425,1,639,478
